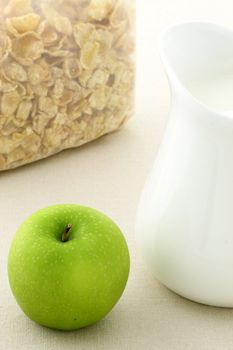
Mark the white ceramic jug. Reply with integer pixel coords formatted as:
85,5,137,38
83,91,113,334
136,22,233,307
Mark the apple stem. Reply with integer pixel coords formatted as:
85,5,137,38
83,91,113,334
62,224,72,242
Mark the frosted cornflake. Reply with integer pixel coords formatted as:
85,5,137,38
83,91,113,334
3,62,28,82
11,32,44,65
0,0,135,171
6,13,40,35
28,63,50,85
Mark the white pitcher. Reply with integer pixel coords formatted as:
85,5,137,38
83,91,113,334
136,22,233,307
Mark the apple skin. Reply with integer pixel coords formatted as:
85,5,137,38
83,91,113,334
8,204,130,331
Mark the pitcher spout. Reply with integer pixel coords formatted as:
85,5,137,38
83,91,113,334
159,22,233,129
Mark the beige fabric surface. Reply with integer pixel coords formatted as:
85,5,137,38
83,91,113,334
1,0,233,349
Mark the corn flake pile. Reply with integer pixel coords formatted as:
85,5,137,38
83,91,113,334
0,0,135,170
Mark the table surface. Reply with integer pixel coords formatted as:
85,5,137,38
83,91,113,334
2,1,233,349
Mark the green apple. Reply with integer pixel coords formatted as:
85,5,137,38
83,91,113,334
8,204,130,331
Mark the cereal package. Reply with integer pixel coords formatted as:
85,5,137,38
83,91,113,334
0,0,135,170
